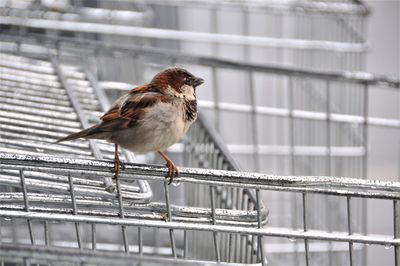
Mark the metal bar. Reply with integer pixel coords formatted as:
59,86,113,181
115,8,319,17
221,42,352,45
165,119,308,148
197,100,400,129
302,192,309,266
255,189,265,265
0,193,263,225
209,186,221,262
242,7,260,172
67,174,82,249
163,182,177,258
183,230,188,259
347,196,354,266
44,221,49,247
362,83,369,265
0,242,225,266
2,153,400,197
115,176,129,254
1,209,399,246
0,16,367,53
394,200,400,265
93,0,370,15
138,227,143,255
91,224,96,250
19,170,35,245
2,34,398,88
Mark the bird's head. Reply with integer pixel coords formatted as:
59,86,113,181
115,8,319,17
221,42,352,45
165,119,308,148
151,67,204,98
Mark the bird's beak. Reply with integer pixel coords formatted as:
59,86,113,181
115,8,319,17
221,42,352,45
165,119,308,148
192,77,204,87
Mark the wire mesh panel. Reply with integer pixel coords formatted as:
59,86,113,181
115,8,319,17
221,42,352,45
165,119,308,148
1,153,400,265
0,48,266,264
0,0,399,265
0,152,269,265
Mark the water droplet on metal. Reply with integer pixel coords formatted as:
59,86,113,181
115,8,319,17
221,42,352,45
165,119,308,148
172,179,181,187
288,237,297,242
3,217,11,221
384,244,392,249
36,148,44,153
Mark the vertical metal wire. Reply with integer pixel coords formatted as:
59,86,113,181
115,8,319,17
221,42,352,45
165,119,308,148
163,182,177,258
398,84,400,266
67,174,82,249
211,7,221,132
115,176,129,253
302,192,310,266
138,227,143,255
19,170,35,245
91,224,96,250
394,200,399,265
362,83,369,265
242,6,260,172
256,189,265,266
209,186,221,263
288,75,299,262
347,196,354,265
238,192,248,263
183,229,188,259
326,80,332,177
44,221,49,247
326,80,333,264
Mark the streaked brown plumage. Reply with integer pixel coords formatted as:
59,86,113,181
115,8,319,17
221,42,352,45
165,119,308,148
57,67,204,183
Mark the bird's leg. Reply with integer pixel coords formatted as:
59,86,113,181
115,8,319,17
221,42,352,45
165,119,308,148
113,144,125,179
158,151,179,185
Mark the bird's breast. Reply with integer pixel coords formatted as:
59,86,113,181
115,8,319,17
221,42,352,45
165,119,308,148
113,100,196,153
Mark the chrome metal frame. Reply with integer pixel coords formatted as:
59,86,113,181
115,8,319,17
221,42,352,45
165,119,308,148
0,0,399,265
0,153,399,265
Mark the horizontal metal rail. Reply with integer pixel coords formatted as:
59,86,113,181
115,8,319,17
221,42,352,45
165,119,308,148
0,153,399,261
0,210,397,246
0,243,228,266
0,14,367,53
1,153,400,200
168,143,366,157
0,34,398,88
94,0,370,15
198,100,400,128
63,79,400,131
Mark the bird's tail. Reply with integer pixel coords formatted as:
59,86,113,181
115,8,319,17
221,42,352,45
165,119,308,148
55,124,103,143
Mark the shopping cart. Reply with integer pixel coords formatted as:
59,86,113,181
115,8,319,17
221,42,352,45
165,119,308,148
0,0,399,265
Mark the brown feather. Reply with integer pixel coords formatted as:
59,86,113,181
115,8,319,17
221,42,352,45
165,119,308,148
55,124,104,143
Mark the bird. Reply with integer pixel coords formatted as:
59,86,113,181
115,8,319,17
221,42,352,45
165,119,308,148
56,67,204,184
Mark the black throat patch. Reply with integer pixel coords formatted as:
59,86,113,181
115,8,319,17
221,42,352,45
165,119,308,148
184,99,197,122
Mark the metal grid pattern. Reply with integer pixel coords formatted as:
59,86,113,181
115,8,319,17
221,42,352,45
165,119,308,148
0,51,152,200
0,49,265,264
0,153,400,265
0,0,399,265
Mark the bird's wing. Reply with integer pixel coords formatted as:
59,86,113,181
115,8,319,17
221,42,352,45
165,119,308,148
98,85,173,132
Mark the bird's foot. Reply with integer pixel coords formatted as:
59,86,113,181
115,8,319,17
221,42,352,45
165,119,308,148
112,157,125,179
162,213,169,221
165,161,179,185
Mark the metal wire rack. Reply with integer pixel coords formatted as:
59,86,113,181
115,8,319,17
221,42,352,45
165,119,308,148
1,153,400,265
0,0,400,265
0,47,266,264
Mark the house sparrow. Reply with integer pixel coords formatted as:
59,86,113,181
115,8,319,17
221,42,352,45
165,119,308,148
56,67,204,184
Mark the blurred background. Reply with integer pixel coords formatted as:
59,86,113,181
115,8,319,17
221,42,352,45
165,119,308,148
0,0,399,265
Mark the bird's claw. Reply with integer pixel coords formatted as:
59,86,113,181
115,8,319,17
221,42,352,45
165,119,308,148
165,161,179,185
112,157,125,179
162,213,169,221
